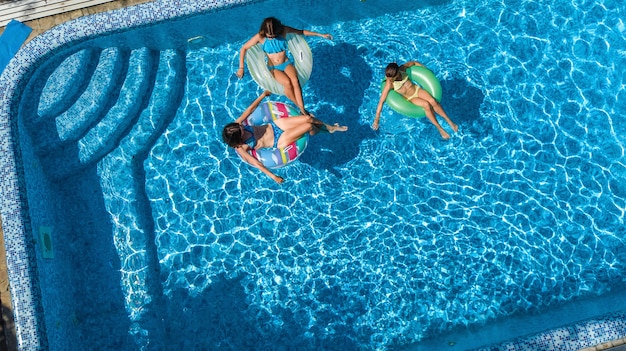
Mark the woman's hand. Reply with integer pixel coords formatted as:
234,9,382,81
272,174,285,184
405,60,424,68
236,67,244,78
301,29,333,40
372,118,380,131
263,90,272,97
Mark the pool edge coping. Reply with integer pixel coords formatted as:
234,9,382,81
578,337,626,351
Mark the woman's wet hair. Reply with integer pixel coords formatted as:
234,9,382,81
259,17,284,38
385,62,400,78
222,123,243,148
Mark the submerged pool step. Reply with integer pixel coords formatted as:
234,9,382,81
97,48,186,338
36,48,101,121
32,47,129,155
78,47,159,164
42,47,160,180
117,48,187,157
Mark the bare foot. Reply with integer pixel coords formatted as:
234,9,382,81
450,122,459,132
439,129,451,140
327,123,348,133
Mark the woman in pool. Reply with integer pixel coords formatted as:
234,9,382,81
373,61,458,139
222,91,348,184
236,17,333,116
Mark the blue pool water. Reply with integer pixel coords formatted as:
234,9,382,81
3,0,626,350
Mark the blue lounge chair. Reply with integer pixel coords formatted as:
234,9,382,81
0,19,32,73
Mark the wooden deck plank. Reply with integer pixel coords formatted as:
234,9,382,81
0,0,114,27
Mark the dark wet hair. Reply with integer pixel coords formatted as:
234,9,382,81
385,62,400,78
259,17,285,38
222,123,243,148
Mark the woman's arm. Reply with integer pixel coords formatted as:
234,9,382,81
402,60,425,68
236,33,262,78
284,26,333,40
373,81,393,130
235,91,272,124
235,146,284,183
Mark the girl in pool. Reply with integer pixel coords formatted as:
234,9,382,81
236,17,333,116
222,91,348,184
373,61,458,139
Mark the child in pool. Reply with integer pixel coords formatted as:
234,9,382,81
236,17,333,116
222,91,347,184
373,61,458,139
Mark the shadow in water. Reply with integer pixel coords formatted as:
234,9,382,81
440,78,488,136
53,168,135,349
165,273,363,350
299,42,377,176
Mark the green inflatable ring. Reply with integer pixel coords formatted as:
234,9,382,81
381,66,443,118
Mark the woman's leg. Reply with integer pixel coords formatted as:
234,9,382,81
275,115,347,133
410,97,451,139
271,66,306,114
417,89,458,132
273,116,315,149
273,116,347,148
283,65,306,114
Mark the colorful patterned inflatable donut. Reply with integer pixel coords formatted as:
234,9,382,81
241,101,309,168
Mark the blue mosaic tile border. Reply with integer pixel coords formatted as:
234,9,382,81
476,312,626,351
0,0,625,350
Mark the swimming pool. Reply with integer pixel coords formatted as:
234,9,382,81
1,0,626,350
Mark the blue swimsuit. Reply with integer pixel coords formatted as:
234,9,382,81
243,122,283,149
262,37,288,53
262,37,293,72
270,121,284,147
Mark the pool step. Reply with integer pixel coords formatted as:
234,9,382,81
98,48,186,345
77,47,158,164
42,47,159,179
117,49,187,156
19,47,99,142
32,46,128,155
36,48,101,122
